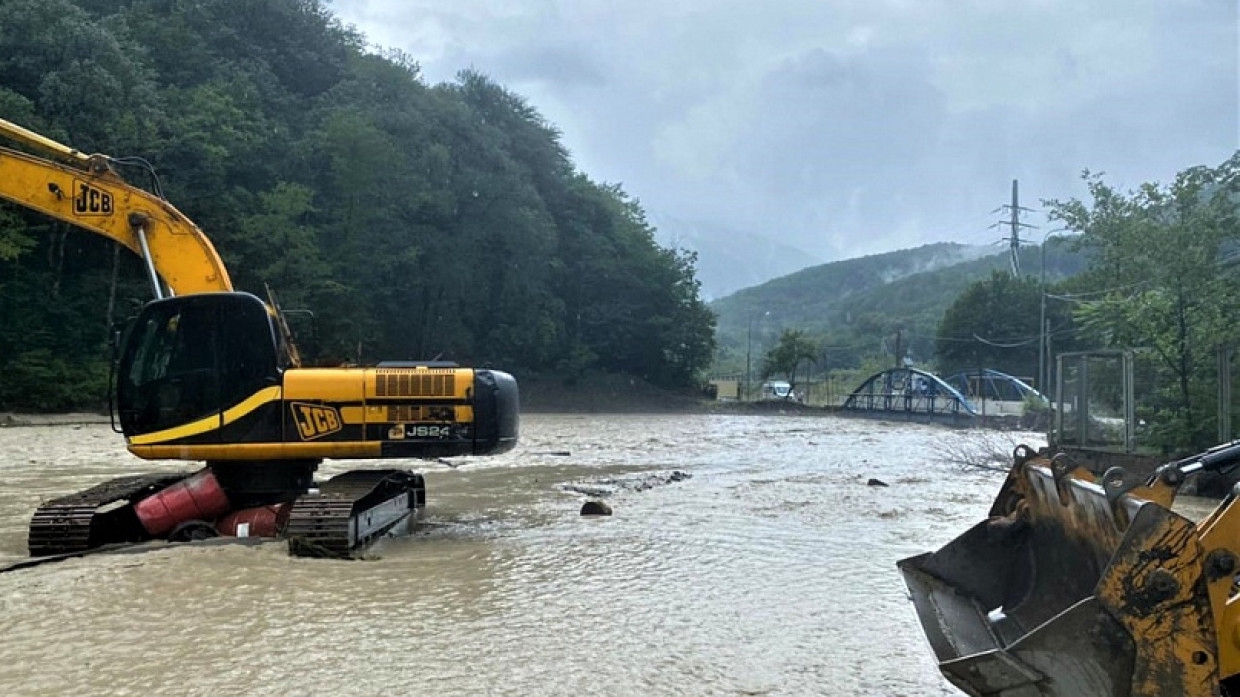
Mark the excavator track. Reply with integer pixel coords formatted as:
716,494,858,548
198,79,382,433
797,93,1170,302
284,470,426,559
28,472,191,556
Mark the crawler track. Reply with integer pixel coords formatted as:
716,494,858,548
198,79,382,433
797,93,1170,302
285,470,425,559
28,472,191,556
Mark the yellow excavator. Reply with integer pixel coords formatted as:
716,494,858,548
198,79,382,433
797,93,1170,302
900,442,1240,696
0,118,518,559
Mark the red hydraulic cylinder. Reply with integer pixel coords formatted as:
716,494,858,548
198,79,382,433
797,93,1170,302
215,503,290,538
133,469,231,537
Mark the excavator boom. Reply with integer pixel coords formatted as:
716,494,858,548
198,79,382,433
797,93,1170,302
0,118,231,295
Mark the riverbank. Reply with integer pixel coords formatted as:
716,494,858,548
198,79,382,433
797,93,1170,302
0,372,1039,429
0,412,110,427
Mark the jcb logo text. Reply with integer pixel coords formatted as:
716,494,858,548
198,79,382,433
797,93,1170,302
73,180,113,216
291,403,342,440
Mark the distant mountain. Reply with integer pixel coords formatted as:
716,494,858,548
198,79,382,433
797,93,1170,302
709,240,1087,371
650,214,821,300
711,242,994,334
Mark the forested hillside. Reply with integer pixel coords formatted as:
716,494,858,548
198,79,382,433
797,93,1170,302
0,0,715,410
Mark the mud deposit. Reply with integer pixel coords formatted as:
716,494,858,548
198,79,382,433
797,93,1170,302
0,414,1043,696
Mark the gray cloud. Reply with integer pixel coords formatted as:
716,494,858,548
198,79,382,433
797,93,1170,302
330,0,1239,271
488,43,610,88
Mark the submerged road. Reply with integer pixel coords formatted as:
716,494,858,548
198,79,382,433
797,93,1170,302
0,413,1041,696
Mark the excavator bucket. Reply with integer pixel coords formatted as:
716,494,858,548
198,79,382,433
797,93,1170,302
898,446,1223,697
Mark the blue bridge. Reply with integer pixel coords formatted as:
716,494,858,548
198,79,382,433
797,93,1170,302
841,367,977,421
841,367,1048,423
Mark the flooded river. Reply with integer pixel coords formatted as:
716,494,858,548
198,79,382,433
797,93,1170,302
0,413,1043,696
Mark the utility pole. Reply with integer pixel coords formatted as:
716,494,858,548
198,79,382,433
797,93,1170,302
1038,229,1065,398
745,318,752,402
1039,241,1047,395
821,347,829,406
992,179,1036,276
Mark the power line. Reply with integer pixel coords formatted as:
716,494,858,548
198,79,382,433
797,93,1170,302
973,333,1038,349
1044,280,1150,302
907,322,1089,346
925,210,1009,245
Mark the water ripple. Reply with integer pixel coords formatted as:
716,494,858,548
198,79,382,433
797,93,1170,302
0,415,1040,696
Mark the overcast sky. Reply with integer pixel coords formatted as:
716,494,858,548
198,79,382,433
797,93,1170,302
329,0,1238,265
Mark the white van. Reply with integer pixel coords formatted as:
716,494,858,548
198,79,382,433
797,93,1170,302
759,380,797,401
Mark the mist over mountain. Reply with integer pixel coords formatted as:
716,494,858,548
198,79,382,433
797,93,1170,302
711,241,997,333
650,213,821,300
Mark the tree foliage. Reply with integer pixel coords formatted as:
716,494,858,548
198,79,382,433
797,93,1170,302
935,271,1065,381
934,156,1240,453
1046,160,1240,451
761,329,818,392
0,0,715,410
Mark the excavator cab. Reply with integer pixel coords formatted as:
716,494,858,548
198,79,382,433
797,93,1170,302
115,292,281,438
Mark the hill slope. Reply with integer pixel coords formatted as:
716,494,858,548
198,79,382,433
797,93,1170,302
0,0,717,409
710,239,1087,371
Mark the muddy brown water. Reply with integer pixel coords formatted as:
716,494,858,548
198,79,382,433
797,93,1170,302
0,413,1050,696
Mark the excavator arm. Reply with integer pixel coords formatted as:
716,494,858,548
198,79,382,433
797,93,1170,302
0,117,231,295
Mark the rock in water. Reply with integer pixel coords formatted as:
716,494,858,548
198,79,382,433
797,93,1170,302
580,500,613,516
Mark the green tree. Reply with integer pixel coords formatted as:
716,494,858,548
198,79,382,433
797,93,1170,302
761,329,818,394
936,271,1044,378
0,0,719,410
1048,159,1240,451
234,181,330,307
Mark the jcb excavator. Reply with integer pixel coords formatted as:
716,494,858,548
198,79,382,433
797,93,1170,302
0,117,518,559
899,442,1240,696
